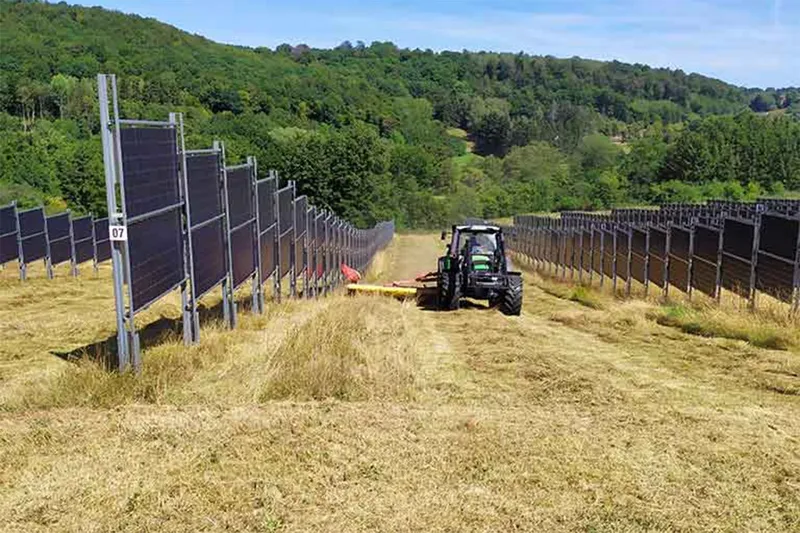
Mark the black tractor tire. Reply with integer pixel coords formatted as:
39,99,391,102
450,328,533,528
499,276,522,316
437,271,461,311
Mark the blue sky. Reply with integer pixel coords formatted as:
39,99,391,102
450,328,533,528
73,0,799,88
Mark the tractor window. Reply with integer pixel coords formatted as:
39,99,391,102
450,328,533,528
459,232,497,255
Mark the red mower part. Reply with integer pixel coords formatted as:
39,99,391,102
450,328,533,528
341,263,362,283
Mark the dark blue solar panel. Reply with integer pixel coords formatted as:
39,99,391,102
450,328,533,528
75,239,94,264
0,205,16,235
19,208,45,237
96,240,111,263
50,238,72,266
94,218,111,263
129,209,185,313
1,234,18,264
47,213,71,241
231,223,256,288
120,127,180,219
757,252,795,303
22,234,47,262
191,218,226,298
187,153,222,226
723,219,754,260
760,214,798,261
260,226,276,281
257,178,276,231
227,167,253,229
72,216,93,242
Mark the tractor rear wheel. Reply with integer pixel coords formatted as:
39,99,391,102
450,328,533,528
437,271,460,311
499,276,522,316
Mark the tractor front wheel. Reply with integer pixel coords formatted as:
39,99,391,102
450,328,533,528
437,271,460,311
499,276,522,316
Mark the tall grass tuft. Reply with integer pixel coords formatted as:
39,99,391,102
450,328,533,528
259,296,419,401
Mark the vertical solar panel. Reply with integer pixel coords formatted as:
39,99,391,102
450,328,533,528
756,214,799,303
0,204,18,264
47,213,72,266
186,154,221,226
120,127,180,219
192,219,226,298
227,167,253,229
691,225,720,297
128,208,185,312
721,217,754,297
72,216,94,264
94,218,111,263
231,224,256,288
19,208,47,262
260,226,276,281
257,178,277,231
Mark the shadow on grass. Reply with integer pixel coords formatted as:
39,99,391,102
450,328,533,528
49,295,255,369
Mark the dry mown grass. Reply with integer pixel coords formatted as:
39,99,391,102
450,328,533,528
1,236,800,531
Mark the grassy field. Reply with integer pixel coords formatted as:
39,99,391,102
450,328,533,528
1,235,799,532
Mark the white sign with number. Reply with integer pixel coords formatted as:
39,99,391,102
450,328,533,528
109,225,128,242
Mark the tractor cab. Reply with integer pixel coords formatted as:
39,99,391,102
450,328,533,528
437,224,522,315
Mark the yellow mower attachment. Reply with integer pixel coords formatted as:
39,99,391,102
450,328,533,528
346,284,418,299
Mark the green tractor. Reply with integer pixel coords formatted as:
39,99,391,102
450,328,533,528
436,224,523,315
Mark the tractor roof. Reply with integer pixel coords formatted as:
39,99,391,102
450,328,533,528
454,224,501,232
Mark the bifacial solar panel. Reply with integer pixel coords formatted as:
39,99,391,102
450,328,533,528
120,127,180,219
694,225,719,264
49,238,71,266
591,230,603,274
191,218,226,298
692,260,717,297
756,252,796,303
649,257,666,288
278,188,293,237
230,224,256,289
649,228,667,259
46,213,70,241
669,227,690,260
226,167,253,229
759,214,798,261
0,204,18,263
280,232,292,277
0,204,16,236
75,239,94,264
294,196,307,237
94,218,111,263
616,229,630,281
19,208,45,237
580,232,592,270
22,234,47,262
187,153,222,226
669,258,690,292
128,209,185,313
1,234,18,264
602,231,615,278
72,216,93,242
260,226,276,281
257,178,277,231
632,228,647,256
722,218,754,260
721,254,751,298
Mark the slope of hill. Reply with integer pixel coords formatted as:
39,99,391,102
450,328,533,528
0,0,799,227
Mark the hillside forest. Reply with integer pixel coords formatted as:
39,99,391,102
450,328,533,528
1,0,799,227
